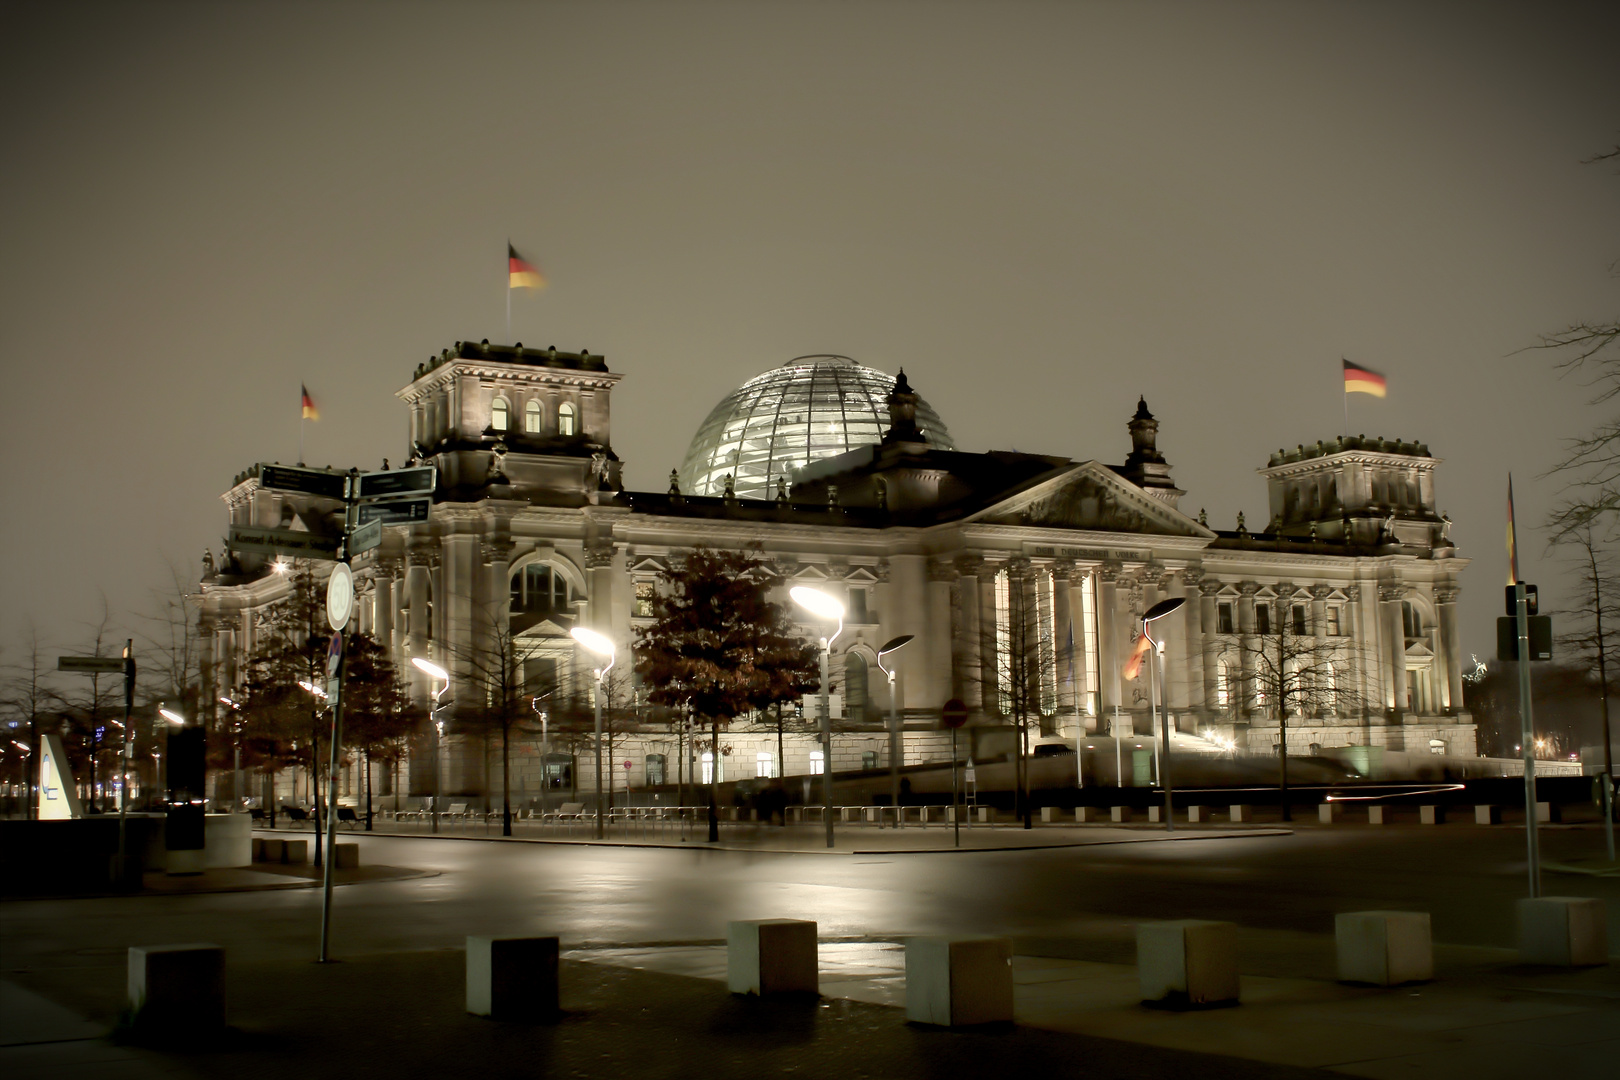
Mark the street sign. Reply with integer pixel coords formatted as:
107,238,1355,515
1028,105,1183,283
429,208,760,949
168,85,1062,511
1497,616,1553,662
258,463,348,500
348,518,383,556
327,564,354,631
941,698,969,729
228,525,340,561
357,497,432,526
623,760,632,770
58,656,124,673
356,466,435,499
1505,584,1539,617
327,631,345,678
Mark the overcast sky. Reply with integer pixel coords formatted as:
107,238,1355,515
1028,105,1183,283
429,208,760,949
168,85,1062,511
2,0,1615,670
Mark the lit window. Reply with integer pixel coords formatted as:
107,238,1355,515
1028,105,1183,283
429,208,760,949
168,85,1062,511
491,397,509,431
755,752,774,778
1215,659,1230,708
524,400,541,434
701,751,721,785
1327,606,1342,636
645,754,666,786
558,402,577,436
633,581,655,618
1255,604,1272,636
809,750,825,775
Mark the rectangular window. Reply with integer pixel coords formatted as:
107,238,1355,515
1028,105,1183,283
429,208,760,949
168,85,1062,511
755,752,774,778
701,751,721,785
808,749,825,775
847,587,869,623
1255,604,1272,636
1326,606,1341,636
1215,661,1229,708
994,570,1012,701
633,581,654,618
862,750,880,770
1217,602,1234,635
1292,604,1307,637
645,754,666,786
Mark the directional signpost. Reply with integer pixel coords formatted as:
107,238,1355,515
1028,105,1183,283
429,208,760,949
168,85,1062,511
259,464,348,500
356,465,435,498
942,698,968,849
228,525,340,561
357,498,432,526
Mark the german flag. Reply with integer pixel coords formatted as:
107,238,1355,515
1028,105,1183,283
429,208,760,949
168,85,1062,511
301,384,319,421
509,243,545,290
1343,359,1387,397
1122,632,1152,681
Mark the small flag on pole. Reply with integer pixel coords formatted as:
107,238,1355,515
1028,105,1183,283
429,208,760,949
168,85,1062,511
508,243,545,290
301,384,319,421
1343,360,1387,397
1506,474,1520,585
1122,632,1152,681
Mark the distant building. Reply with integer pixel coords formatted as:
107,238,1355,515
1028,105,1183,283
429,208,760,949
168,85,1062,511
198,341,1473,805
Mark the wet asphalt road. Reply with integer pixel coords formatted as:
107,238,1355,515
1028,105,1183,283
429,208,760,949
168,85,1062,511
4,825,1616,973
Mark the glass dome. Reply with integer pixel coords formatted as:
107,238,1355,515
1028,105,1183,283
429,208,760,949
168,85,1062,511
679,355,956,500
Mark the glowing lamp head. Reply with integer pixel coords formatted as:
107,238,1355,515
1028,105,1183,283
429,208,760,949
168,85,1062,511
569,626,615,658
411,657,449,682
159,707,185,725
1143,597,1186,623
790,586,845,621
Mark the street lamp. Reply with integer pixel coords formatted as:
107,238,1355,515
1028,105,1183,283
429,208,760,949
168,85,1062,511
219,696,245,813
876,634,914,827
1141,597,1186,833
570,626,616,840
531,692,553,818
411,657,449,834
791,586,844,849
159,707,185,725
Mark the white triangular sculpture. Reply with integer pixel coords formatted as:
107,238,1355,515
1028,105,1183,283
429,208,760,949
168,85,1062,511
38,733,83,820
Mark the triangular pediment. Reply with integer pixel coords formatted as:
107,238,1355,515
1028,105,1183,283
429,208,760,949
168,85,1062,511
966,462,1214,538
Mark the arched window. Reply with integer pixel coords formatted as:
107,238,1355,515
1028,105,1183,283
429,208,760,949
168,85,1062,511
509,563,575,624
524,400,542,434
1215,658,1230,708
491,397,510,432
1402,601,1422,639
701,750,721,785
844,653,869,721
558,402,577,437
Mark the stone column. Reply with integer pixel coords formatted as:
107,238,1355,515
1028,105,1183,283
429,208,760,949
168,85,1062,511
1096,562,1123,721
1197,578,1223,717
889,554,927,711
1379,584,1407,720
1435,584,1462,714
1051,561,1076,718
952,556,983,709
978,564,1001,717
585,540,616,635
1237,581,1260,717
1167,568,1196,717
374,568,394,657
926,558,957,712
1309,585,1331,638
1065,566,1093,729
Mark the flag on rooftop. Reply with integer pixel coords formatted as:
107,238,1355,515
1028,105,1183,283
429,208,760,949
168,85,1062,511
508,243,545,290
1506,474,1520,586
301,384,319,421
1343,359,1387,397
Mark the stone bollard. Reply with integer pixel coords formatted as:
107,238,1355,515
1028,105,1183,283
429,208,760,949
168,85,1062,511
976,807,994,824
466,936,559,1018
1186,806,1205,824
1367,805,1386,825
1075,807,1097,823
1040,806,1059,824
788,807,802,824
728,919,818,995
864,807,880,824
281,839,308,864
905,936,1014,1026
1535,802,1562,824
1518,897,1609,966
259,837,284,863
1335,911,1432,985
334,843,360,870
1474,805,1502,825
1147,806,1163,824
1228,805,1250,823
841,807,860,823
1137,921,1239,1008
128,944,226,1037
251,837,265,862
1419,805,1445,826
1111,806,1133,824
1319,803,1341,824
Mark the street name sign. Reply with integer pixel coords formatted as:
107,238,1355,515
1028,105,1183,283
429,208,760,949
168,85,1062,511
228,525,340,561
357,497,432,526
357,466,435,499
348,518,383,555
258,464,348,500
58,656,125,673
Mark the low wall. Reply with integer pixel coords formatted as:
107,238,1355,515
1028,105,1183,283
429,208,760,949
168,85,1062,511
0,815,160,895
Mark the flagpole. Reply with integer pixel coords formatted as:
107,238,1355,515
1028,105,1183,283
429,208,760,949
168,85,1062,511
1509,474,1541,897
505,240,511,344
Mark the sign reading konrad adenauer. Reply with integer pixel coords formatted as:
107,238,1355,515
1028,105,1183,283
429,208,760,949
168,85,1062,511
228,525,340,561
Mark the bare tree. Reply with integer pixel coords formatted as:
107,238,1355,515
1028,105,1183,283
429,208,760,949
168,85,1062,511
2,626,55,818
1549,509,1619,821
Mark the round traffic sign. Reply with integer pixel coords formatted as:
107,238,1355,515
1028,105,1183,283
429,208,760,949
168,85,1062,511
326,563,354,631
941,698,969,728
623,760,632,770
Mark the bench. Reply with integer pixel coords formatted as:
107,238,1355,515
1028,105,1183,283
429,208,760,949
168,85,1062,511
337,807,360,829
281,805,309,823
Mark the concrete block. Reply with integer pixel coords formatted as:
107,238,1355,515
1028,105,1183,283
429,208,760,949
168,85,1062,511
251,837,265,861
128,944,225,1035
904,937,1013,1026
1367,805,1386,825
1536,801,1562,824
1111,806,1133,823
787,807,802,824
1137,920,1239,1008
204,813,252,869
1518,897,1609,966
1419,805,1445,825
1228,805,1251,823
1147,805,1163,823
333,843,359,870
259,837,284,862
1075,807,1097,823
840,807,860,823
727,919,818,995
976,807,994,824
465,936,559,1018
1335,911,1433,985
281,839,308,864
1040,806,1058,823
1318,803,1341,824
864,807,880,823
1474,805,1502,825
1186,806,1205,824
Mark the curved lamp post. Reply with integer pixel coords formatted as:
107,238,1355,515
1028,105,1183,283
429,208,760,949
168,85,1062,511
876,634,913,827
1141,597,1186,832
790,586,844,849
570,626,616,840
411,657,449,834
